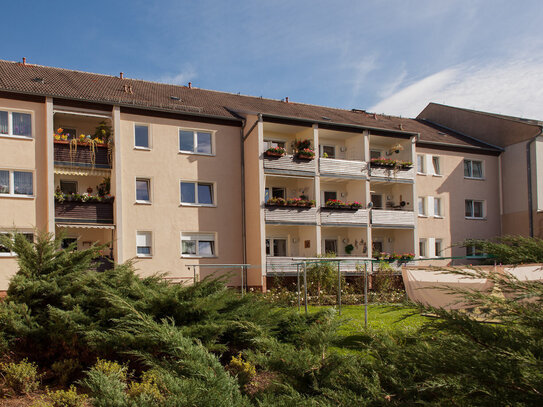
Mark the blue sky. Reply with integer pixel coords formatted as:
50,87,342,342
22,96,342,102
3,1,543,118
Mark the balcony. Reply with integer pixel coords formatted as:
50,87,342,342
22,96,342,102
319,158,367,179
369,165,414,182
55,201,114,224
371,209,415,228
54,141,112,169
264,206,317,225
263,154,315,176
266,256,370,275
320,208,368,226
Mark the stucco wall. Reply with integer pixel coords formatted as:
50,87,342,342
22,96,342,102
416,147,501,259
118,113,243,282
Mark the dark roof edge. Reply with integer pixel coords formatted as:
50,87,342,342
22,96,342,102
418,118,505,151
416,140,502,156
260,113,417,138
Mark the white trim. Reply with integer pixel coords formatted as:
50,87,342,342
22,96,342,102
265,236,288,257
181,232,217,258
416,153,426,175
0,169,35,198
463,159,485,180
135,177,152,204
136,230,153,258
53,108,112,119
178,127,216,156
0,108,34,139
465,199,485,219
113,106,123,262
180,180,216,206
134,123,151,150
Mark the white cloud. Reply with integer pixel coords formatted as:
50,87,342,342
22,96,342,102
350,55,378,101
158,66,197,85
370,57,543,120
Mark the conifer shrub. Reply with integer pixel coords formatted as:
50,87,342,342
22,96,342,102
0,358,40,395
126,369,167,404
51,359,81,386
46,385,88,407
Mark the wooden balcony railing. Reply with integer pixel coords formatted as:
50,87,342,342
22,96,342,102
55,201,114,224
263,154,315,176
54,141,112,169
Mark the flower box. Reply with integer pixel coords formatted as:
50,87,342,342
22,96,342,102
264,147,287,157
266,197,315,208
324,200,363,210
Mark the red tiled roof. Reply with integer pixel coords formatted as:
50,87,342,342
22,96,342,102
0,60,500,152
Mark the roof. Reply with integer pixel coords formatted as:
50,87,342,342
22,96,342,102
0,59,500,153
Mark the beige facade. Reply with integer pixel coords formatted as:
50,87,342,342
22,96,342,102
0,64,522,291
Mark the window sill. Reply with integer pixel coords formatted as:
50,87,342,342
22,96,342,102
465,217,486,220
433,215,444,219
0,194,35,199
136,254,153,259
464,176,485,181
0,134,33,141
0,254,16,258
178,151,215,157
134,146,151,151
432,174,443,177
181,255,218,259
418,214,428,218
416,172,426,176
135,201,152,205
179,203,216,208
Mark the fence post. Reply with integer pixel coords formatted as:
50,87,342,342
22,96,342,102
337,260,342,316
303,262,308,316
241,265,245,297
297,264,301,312
364,261,368,329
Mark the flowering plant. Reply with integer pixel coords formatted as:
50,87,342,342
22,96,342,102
325,199,363,209
370,157,413,169
54,190,114,203
294,139,312,150
267,197,315,207
296,148,315,159
265,146,286,157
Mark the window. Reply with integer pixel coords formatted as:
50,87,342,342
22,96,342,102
320,145,336,158
465,200,484,219
324,239,338,255
266,238,287,257
60,180,78,194
371,194,383,209
264,140,285,149
324,191,337,203
135,178,151,202
136,231,152,257
180,182,214,205
179,129,213,154
372,241,383,253
464,159,483,179
466,243,484,257
0,170,33,197
181,233,216,257
370,150,382,160
59,128,77,139
0,110,32,138
0,232,33,257
417,154,425,174
418,197,426,216
135,125,150,149
434,197,442,217
431,156,441,175
419,239,427,257
435,239,442,257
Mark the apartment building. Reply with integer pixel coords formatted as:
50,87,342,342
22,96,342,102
0,60,504,290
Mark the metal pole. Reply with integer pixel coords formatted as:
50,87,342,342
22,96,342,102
297,264,301,311
303,262,308,316
337,260,342,316
240,266,244,297
193,266,197,284
364,262,368,329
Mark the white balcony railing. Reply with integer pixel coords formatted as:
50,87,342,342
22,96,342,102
319,158,367,178
320,208,368,226
371,209,415,227
263,154,315,175
266,256,372,275
369,166,415,181
264,207,318,224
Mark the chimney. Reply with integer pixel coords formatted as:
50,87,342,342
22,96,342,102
373,113,377,119
22,57,26,66
399,124,404,131
120,72,124,79
188,82,192,89
128,85,133,94
285,97,289,103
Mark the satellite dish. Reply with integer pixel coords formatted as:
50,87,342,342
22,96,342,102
367,201,374,209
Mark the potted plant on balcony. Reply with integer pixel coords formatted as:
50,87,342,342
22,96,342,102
293,139,315,160
264,146,286,157
370,157,397,168
350,201,363,209
345,244,354,254
398,160,413,169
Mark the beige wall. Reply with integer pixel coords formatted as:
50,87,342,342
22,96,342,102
118,113,243,282
416,147,501,259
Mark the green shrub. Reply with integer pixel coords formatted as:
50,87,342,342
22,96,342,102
227,353,256,386
0,359,40,395
51,358,81,386
92,359,127,382
47,385,88,407
81,366,127,407
127,369,166,403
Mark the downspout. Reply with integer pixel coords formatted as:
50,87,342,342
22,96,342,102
526,127,543,237
240,113,262,290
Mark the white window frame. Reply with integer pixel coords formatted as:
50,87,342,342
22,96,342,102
431,155,442,176
264,139,286,150
181,232,217,258
433,197,443,218
135,178,152,204
464,159,484,180
370,149,382,160
134,123,151,150
178,128,215,156
417,154,426,174
136,231,153,258
323,238,339,255
320,145,336,159
370,193,384,209
180,181,216,207
0,231,34,257
465,199,485,219
434,239,442,258
266,237,288,257
0,109,34,140
0,169,34,198
419,238,427,258
418,196,427,217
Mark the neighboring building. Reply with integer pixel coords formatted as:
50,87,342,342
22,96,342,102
418,103,543,239
0,60,504,290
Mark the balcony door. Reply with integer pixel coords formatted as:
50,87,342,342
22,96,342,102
323,238,338,255
266,238,287,257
